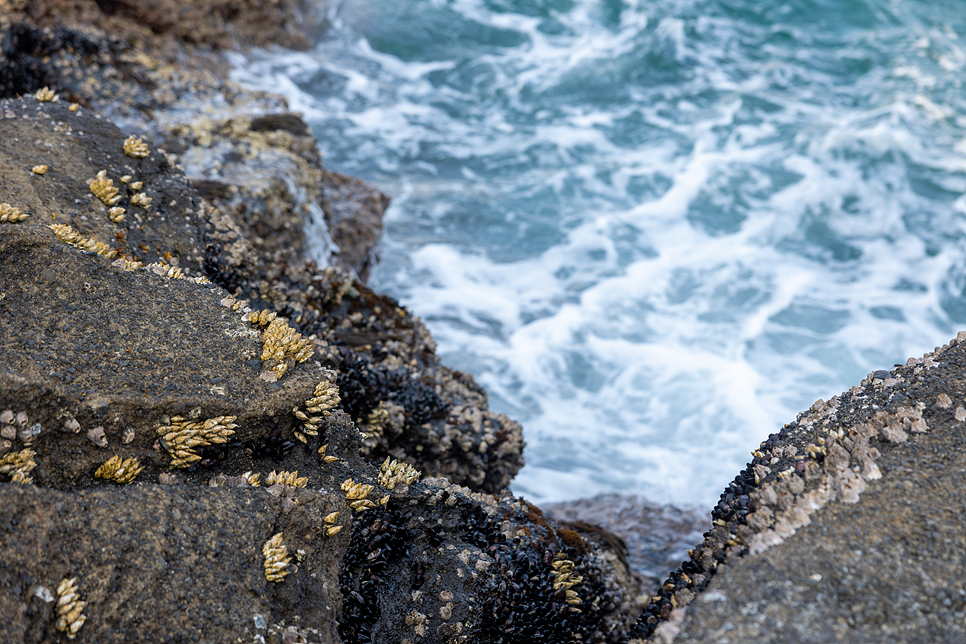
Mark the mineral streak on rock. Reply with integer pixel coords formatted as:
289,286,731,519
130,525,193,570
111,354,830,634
94,455,144,483
54,577,86,639
0,203,27,222
262,532,292,583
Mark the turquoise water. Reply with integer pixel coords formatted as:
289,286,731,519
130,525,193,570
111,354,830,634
231,0,966,506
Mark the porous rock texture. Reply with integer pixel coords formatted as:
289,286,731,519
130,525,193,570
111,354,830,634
629,340,966,643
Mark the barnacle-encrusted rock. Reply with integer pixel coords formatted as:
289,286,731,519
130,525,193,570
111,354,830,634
95,455,144,483
123,135,150,158
54,577,86,639
90,170,121,206
157,415,237,468
630,334,966,643
262,532,292,582
0,203,27,223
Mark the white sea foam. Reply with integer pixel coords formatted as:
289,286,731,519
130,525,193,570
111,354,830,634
231,0,966,506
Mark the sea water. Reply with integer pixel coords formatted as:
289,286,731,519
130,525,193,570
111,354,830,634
229,0,966,507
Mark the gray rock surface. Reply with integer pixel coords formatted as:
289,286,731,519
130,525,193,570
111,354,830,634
631,340,966,643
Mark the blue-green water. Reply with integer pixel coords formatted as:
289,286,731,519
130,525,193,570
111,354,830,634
232,0,966,506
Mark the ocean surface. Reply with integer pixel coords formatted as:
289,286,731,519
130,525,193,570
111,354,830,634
230,0,966,507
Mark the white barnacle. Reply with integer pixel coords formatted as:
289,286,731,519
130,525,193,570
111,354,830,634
262,532,292,582
123,135,150,158
55,577,86,639
128,180,143,191
108,207,126,223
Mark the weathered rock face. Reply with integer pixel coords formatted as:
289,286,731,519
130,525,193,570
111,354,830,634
0,97,627,641
629,342,966,643
0,9,524,494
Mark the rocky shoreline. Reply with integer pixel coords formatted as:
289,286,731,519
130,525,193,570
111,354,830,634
2,2,965,643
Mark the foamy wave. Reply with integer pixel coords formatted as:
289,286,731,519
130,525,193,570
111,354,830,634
231,0,966,505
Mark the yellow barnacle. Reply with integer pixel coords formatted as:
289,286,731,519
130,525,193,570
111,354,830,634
156,415,237,468
293,409,310,421
130,192,152,209
36,86,58,102
323,511,339,524
94,455,143,484
341,478,375,501
55,577,86,639
265,470,308,488
262,532,292,583
378,456,422,490
0,448,36,482
32,165,48,175
49,223,117,258
129,181,143,191
0,203,27,223
90,170,121,206
123,135,150,158
305,373,340,416
108,207,126,223
247,309,278,326
350,499,377,512
325,525,343,537
318,444,328,456
243,471,261,486
68,102,80,112
323,455,340,463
